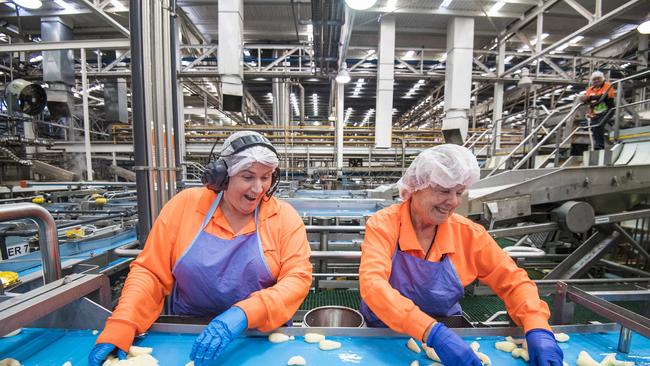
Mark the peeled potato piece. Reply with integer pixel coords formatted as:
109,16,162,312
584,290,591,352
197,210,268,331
505,336,525,345
512,347,530,362
319,339,342,351
601,354,635,366
576,350,601,366
495,341,517,352
475,351,492,365
128,346,153,356
554,332,570,343
287,355,306,365
304,333,325,344
406,338,421,353
424,346,441,362
409,361,419,366
62,362,72,366
469,341,480,352
0,359,20,366
269,333,293,343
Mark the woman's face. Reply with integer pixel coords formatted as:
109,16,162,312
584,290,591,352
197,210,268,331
223,162,275,215
410,184,465,226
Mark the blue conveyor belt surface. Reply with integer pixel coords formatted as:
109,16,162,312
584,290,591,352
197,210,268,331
0,328,649,365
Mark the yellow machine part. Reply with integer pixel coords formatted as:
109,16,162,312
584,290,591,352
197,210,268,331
66,227,85,238
94,197,108,205
0,271,19,287
31,196,45,204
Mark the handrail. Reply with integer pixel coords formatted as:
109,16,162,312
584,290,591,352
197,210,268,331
610,69,650,85
512,103,583,170
467,127,493,150
537,125,586,168
0,203,61,283
486,110,559,177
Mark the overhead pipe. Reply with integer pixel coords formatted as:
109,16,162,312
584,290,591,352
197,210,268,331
0,203,61,283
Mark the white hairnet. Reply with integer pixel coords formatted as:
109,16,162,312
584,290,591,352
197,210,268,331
591,71,604,81
397,144,480,200
220,131,279,176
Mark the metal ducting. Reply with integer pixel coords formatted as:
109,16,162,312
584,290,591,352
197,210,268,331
311,0,345,75
3,79,47,116
104,78,129,123
41,17,75,120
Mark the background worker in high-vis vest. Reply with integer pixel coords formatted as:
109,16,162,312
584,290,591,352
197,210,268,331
579,70,616,150
358,144,563,366
88,131,312,366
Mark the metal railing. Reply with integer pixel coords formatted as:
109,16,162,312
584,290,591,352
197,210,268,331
511,103,583,171
485,104,574,177
0,203,61,283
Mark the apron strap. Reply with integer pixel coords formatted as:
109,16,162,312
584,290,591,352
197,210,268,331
200,191,223,231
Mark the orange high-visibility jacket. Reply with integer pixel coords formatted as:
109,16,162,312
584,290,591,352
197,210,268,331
359,200,551,341
97,187,312,351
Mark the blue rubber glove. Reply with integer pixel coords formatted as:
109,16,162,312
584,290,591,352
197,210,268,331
191,306,248,366
526,329,564,366
88,343,127,366
426,323,482,366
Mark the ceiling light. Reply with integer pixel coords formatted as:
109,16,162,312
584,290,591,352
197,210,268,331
488,1,505,14
13,0,42,9
638,19,650,34
110,0,127,11
335,63,351,84
439,0,453,8
344,0,378,10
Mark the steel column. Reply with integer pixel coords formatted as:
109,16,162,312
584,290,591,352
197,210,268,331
80,49,93,181
336,82,344,175
492,41,505,151
374,14,395,149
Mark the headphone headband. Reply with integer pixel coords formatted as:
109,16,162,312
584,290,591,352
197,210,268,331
202,133,281,199
220,134,278,157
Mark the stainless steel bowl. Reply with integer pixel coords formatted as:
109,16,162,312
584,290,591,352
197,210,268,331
303,306,365,327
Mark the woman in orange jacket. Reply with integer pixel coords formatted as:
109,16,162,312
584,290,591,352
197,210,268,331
88,131,312,366
359,144,563,366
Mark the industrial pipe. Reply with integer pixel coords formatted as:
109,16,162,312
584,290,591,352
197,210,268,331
0,203,61,283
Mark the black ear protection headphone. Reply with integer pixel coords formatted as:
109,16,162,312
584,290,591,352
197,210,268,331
201,134,281,198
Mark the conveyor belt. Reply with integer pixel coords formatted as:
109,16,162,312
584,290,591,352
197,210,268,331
299,291,649,325
0,328,648,365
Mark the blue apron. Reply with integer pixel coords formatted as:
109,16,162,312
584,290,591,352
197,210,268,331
360,232,464,327
170,192,276,317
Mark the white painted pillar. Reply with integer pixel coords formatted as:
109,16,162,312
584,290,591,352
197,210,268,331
374,14,395,149
336,82,344,175
493,41,505,151
442,17,474,141
80,48,93,181
218,0,244,110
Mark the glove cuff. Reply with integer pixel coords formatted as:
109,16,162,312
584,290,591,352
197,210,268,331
426,322,446,348
525,328,555,339
218,306,248,337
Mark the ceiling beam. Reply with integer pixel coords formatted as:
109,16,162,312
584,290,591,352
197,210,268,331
0,38,130,52
78,0,129,37
368,7,522,19
502,0,642,77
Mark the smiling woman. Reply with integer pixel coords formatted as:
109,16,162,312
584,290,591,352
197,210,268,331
358,144,564,366
89,131,312,366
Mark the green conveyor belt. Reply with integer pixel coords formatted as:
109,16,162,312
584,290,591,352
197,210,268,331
300,290,649,324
